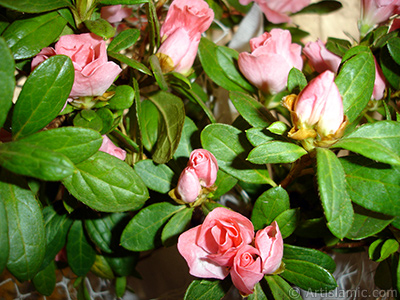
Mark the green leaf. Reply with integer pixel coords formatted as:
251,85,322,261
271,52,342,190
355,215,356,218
387,37,400,66
108,28,140,52
73,109,103,132
332,121,400,166
380,45,400,90
212,169,238,199
295,0,342,15
265,275,302,300
140,99,159,152
251,186,290,231
184,279,229,300
19,127,102,164
201,124,274,185
287,67,307,93
108,51,152,75
340,156,400,216
229,91,274,128
0,198,9,274
248,141,307,164
105,252,139,277
162,207,194,247
346,205,393,240
0,0,70,13
3,12,67,59
325,37,351,57
198,37,248,92
62,151,149,212
280,259,337,292
96,108,116,134
0,37,15,129
149,55,168,91
85,18,115,39
134,159,175,193
148,91,185,164
120,202,184,251
173,117,199,161
12,55,74,139
99,0,148,4
247,282,268,300
283,245,336,273
335,47,375,123
32,260,56,296
115,276,127,298
316,148,354,239
0,140,75,181
246,127,276,147
0,172,45,281
380,239,399,262
90,254,114,279
274,209,300,239
85,212,130,254
108,85,135,110
66,220,96,277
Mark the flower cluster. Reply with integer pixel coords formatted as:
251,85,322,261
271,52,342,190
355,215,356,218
178,207,283,295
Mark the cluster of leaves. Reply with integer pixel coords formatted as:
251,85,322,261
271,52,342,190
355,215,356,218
0,0,400,299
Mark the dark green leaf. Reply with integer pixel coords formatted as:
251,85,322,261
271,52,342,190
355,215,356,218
287,67,307,93
134,159,175,193
120,202,184,251
173,117,198,161
162,207,194,247
381,45,400,90
73,109,103,132
295,0,342,15
248,141,307,164
3,12,67,59
149,55,168,91
105,252,139,277
148,91,185,164
274,209,300,239
201,124,274,185
85,19,115,39
0,37,15,129
251,186,290,231
96,107,116,134
32,260,56,296
325,37,351,57
62,151,149,212
316,148,354,239
108,51,152,75
108,28,140,52
184,279,229,300
280,259,337,292
0,198,9,274
108,85,135,110
387,37,400,65
265,275,302,300
12,55,74,139
145,0,160,51
0,171,45,281
140,99,159,152
0,0,70,13
247,282,268,300
340,156,400,216
246,127,276,147
212,169,238,199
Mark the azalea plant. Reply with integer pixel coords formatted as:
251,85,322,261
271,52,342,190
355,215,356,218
0,0,400,298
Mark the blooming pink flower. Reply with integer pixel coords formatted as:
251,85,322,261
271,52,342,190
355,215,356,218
99,135,126,160
176,167,202,203
100,5,132,24
230,245,264,296
239,0,310,24
177,207,254,278
156,0,214,74
359,0,400,35
254,221,283,274
32,33,121,97
238,29,303,94
188,149,218,188
303,39,342,74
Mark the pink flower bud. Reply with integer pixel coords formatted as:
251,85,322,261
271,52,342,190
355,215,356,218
99,135,126,161
373,57,386,100
176,167,201,203
303,39,342,74
188,149,218,188
254,221,283,274
100,5,132,24
230,245,264,296
359,0,400,35
238,29,303,94
293,70,344,138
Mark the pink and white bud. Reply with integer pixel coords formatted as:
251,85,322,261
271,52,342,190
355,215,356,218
188,149,218,188
254,221,283,274
176,167,202,203
303,39,342,74
99,135,126,161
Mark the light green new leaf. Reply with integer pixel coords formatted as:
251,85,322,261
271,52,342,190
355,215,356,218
0,37,15,129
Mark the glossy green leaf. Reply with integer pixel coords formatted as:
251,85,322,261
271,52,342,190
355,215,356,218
108,28,140,52
3,12,67,59
108,85,135,110
283,245,336,273
295,0,342,14
274,208,300,239
229,91,274,128
148,91,185,164
251,186,290,231
19,127,102,164
120,202,184,251
335,48,375,123
287,67,307,93
0,140,75,181
248,141,307,164
96,108,116,134
387,37,400,65
162,207,194,247
73,109,103,132
212,169,238,199
332,121,400,166
62,151,149,212
184,279,229,300
265,275,302,300
32,260,56,296
140,99,159,152
85,19,116,39
134,159,175,193
346,205,393,240
0,0,70,13
380,45,400,90
12,55,74,139
173,117,198,161
108,51,152,75
0,172,45,281
316,148,354,239
0,198,8,274
246,127,276,147
340,156,400,216
0,37,15,129
280,259,337,292
201,124,274,185
67,220,96,276
149,55,168,91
